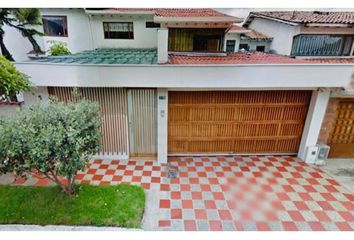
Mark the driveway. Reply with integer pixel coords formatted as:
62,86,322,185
0,156,353,231
321,158,354,194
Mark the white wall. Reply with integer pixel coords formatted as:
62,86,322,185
298,89,330,162
223,33,241,52
2,9,93,61
248,18,300,55
40,8,93,53
15,63,354,90
2,24,44,62
0,104,21,116
22,87,50,108
239,40,271,52
89,14,158,49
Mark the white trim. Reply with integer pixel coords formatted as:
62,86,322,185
15,63,354,89
85,10,155,15
244,14,299,27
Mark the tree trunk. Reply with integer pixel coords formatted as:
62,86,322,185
0,31,14,61
23,30,44,54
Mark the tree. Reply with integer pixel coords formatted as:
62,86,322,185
0,8,44,61
47,40,71,56
0,99,102,195
0,55,31,101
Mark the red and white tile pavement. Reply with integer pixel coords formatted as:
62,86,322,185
0,156,353,231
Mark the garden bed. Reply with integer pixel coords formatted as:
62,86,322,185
0,184,145,228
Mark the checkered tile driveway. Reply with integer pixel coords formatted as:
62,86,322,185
1,156,353,231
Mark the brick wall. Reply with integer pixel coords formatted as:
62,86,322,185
317,98,339,144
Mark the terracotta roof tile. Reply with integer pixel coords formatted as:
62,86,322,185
249,11,354,24
155,8,234,18
226,25,250,33
244,30,273,40
169,52,308,65
96,8,237,19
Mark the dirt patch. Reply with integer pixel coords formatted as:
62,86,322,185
335,168,354,177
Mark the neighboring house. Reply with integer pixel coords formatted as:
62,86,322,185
243,11,354,158
2,8,354,164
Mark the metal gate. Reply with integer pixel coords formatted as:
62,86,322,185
48,87,129,158
128,89,157,158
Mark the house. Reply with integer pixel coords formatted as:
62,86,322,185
243,11,354,158
2,8,354,163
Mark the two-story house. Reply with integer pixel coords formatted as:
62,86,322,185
243,11,354,158
2,8,353,164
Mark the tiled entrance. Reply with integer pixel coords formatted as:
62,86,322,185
0,156,353,231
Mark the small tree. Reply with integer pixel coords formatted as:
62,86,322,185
0,8,44,61
0,55,31,101
0,99,102,195
47,40,71,56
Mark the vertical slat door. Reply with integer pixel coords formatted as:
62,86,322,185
328,100,354,158
48,87,129,157
128,89,157,158
168,91,312,154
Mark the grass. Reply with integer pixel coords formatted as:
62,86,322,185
0,184,145,228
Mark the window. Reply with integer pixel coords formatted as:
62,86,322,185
256,45,265,52
42,16,68,37
291,34,354,56
226,40,236,52
146,22,161,28
103,22,134,39
239,44,249,51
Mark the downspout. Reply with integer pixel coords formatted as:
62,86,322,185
86,12,95,50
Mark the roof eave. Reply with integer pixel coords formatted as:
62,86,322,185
85,9,155,15
154,16,242,23
304,23,353,27
244,14,300,27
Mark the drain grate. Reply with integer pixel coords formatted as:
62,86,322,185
167,164,179,179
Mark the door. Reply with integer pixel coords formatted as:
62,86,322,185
128,89,157,158
48,87,129,157
168,91,311,154
328,100,354,158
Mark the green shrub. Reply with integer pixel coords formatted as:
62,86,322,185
0,99,102,195
47,40,71,56
0,55,31,102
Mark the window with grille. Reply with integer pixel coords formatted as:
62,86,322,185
103,22,134,39
146,22,161,28
226,40,236,52
291,34,353,56
239,43,249,51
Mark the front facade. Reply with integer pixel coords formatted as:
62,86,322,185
244,11,354,158
2,9,354,163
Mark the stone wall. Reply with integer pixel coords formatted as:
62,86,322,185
317,98,339,144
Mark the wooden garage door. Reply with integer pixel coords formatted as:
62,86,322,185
168,91,312,154
328,100,354,158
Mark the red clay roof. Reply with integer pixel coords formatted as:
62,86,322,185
244,30,273,40
98,8,237,19
169,52,308,65
248,11,354,24
155,8,234,18
226,25,250,33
